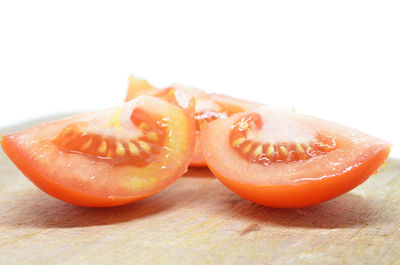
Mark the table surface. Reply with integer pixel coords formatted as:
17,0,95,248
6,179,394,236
1,116,400,265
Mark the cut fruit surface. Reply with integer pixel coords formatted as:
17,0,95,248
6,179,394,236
200,106,391,208
125,75,259,167
1,95,195,207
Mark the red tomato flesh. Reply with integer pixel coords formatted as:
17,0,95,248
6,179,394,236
1,96,195,207
200,106,390,208
125,75,259,167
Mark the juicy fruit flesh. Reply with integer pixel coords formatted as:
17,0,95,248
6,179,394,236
53,108,167,167
1,95,196,206
148,87,228,133
195,111,228,131
230,114,337,166
124,76,262,167
201,106,391,198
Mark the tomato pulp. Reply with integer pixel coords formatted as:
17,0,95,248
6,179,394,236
1,96,196,207
200,106,390,208
125,75,259,167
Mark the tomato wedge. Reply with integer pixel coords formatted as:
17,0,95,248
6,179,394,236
200,106,390,208
1,96,195,207
125,75,259,167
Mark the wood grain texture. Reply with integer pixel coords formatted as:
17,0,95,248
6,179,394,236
0,115,399,265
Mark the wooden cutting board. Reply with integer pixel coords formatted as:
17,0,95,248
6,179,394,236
1,115,399,265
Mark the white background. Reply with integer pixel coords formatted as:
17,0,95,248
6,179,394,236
0,1,399,157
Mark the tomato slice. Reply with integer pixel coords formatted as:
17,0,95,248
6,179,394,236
200,106,391,208
1,95,195,207
125,75,259,167
125,75,155,100
208,93,260,114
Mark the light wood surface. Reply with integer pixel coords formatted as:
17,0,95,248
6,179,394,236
0,116,399,265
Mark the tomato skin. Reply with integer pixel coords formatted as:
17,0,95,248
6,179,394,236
125,76,260,167
208,147,389,208
1,96,196,207
125,75,155,101
2,135,152,207
209,93,260,114
189,135,206,167
200,108,391,208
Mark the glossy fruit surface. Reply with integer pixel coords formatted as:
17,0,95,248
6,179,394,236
125,75,259,166
200,106,391,208
1,96,195,207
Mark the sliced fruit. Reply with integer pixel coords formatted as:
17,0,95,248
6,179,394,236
200,106,391,208
1,95,195,207
125,75,155,101
209,93,260,114
126,75,260,167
